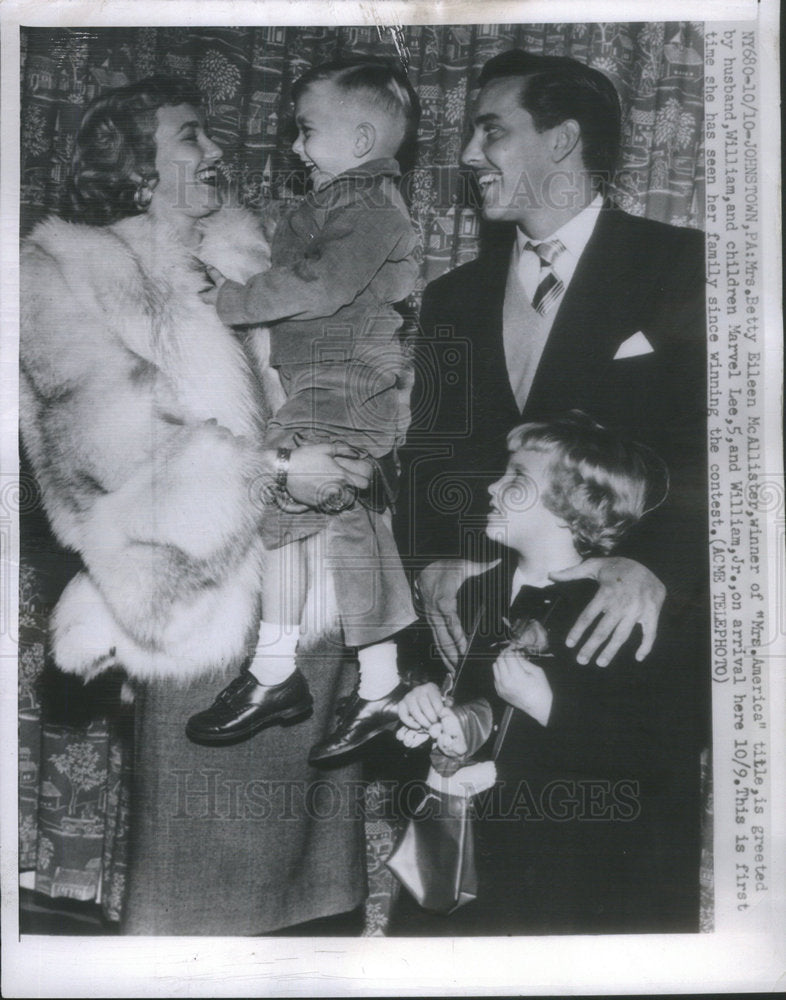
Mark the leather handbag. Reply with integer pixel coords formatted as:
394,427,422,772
386,607,501,915
385,760,496,915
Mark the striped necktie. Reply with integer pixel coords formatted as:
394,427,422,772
525,238,566,316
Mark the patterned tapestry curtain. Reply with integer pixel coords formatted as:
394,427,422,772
21,22,705,274
18,21,706,932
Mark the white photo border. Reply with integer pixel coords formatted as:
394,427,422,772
2,1,783,996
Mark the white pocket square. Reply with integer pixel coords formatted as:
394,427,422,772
613,331,654,360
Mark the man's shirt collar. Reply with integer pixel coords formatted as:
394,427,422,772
514,194,603,293
515,193,603,260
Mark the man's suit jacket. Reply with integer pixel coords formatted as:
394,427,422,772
398,206,706,603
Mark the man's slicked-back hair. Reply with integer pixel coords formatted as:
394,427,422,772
66,75,203,226
478,49,622,189
291,56,421,150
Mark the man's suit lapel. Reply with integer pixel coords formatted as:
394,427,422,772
523,208,642,420
474,238,521,418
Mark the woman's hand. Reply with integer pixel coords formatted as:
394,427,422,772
493,647,553,726
285,442,372,510
415,559,501,669
550,556,666,666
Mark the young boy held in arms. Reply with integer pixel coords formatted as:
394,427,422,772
188,58,420,762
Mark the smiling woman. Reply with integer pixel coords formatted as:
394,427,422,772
66,77,215,225
150,104,223,221
20,76,367,935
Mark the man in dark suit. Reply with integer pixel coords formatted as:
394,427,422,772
399,49,706,680
394,48,708,932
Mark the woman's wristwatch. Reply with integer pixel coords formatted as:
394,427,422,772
260,447,293,506
267,445,357,514
274,447,291,494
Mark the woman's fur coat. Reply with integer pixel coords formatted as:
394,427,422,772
21,205,290,683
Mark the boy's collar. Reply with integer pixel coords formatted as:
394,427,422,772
307,157,401,206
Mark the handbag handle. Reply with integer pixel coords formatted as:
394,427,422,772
443,603,484,699
490,705,514,761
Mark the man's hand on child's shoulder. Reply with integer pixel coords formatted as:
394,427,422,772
552,556,666,667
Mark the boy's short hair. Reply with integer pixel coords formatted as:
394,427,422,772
507,411,669,557
291,56,420,149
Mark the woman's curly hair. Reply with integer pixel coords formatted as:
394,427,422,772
506,411,669,557
65,75,203,225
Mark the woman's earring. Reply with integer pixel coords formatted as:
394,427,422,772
134,178,153,210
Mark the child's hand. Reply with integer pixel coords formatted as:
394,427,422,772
432,707,469,758
198,264,228,305
493,648,553,726
395,725,431,749
398,681,444,731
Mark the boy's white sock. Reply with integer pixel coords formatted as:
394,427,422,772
248,620,299,685
357,641,400,700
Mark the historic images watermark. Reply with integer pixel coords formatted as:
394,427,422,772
168,769,642,823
